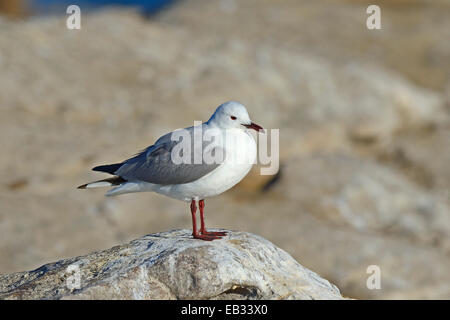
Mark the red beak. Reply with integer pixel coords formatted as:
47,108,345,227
243,122,264,132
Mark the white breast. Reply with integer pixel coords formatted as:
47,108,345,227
156,128,257,201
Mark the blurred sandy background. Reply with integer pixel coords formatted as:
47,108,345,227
0,0,450,299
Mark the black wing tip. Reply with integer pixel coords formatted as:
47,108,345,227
77,177,126,190
92,163,122,175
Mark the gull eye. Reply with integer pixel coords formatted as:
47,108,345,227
230,116,237,120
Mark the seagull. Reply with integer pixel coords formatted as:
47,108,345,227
78,101,263,240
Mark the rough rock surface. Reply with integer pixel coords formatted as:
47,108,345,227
0,230,343,300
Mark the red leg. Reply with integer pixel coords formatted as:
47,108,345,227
199,199,227,237
190,199,197,236
191,200,220,241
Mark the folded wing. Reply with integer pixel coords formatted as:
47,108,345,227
112,127,225,185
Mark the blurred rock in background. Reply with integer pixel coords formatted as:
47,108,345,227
0,0,28,17
0,0,449,299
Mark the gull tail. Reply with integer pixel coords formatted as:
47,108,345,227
77,176,127,189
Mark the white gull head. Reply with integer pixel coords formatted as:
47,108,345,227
207,101,263,132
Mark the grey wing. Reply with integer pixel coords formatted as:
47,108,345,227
114,128,224,185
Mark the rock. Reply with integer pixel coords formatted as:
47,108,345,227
0,230,343,300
